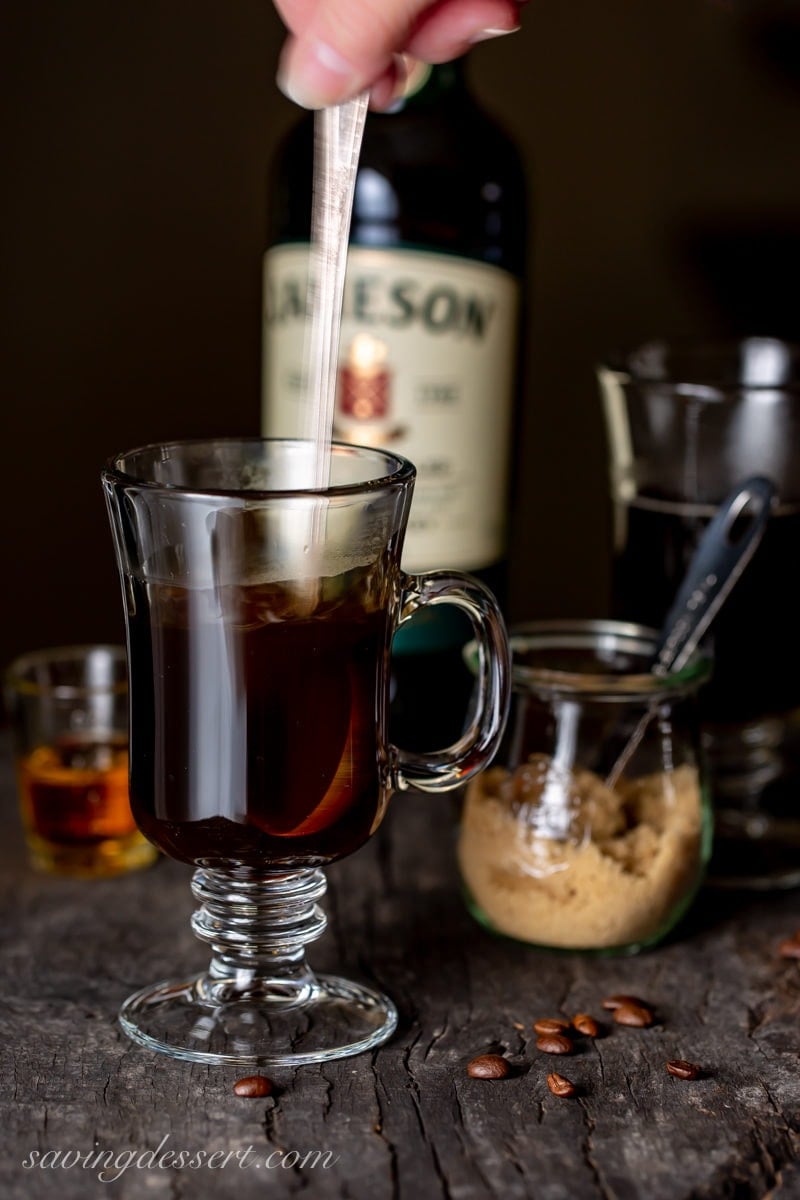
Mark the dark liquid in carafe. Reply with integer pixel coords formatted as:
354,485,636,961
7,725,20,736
613,495,800,723
127,569,392,869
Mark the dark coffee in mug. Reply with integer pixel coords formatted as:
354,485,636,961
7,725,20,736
127,562,394,869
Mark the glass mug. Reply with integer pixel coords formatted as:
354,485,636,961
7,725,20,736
103,438,510,1065
599,338,800,888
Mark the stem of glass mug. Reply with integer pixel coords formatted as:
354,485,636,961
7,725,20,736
190,868,327,1006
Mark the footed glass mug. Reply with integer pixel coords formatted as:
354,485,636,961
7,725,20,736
103,439,509,1066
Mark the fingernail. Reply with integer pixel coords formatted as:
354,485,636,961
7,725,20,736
369,58,408,112
470,24,521,43
277,38,358,110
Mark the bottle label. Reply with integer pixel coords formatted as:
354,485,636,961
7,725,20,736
262,244,519,573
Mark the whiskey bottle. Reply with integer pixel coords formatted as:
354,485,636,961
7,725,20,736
263,60,527,749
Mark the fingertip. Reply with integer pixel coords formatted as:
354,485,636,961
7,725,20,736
277,35,364,109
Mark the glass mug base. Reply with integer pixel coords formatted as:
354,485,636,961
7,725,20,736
119,973,398,1067
118,866,398,1066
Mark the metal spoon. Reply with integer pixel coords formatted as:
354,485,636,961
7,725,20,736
604,475,776,789
303,93,369,490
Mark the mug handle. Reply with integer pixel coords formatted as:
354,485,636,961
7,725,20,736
391,571,511,793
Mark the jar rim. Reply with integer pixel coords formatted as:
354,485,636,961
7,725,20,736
465,619,711,700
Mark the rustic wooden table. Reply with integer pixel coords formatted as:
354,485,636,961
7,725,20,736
1,732,800,1200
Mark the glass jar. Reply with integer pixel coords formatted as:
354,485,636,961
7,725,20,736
458,620,713,954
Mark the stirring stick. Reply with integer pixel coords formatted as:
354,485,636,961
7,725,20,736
280,94,368,610
302,94,369,490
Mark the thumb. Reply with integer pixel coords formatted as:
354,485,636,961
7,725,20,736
276,0,522,109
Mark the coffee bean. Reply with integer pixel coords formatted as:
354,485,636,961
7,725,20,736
533,1017,572,1037
778,937,800,960
467,1054,510,1079
613,1003,654,1028
536,1033,574,1055
233,1075,273,1098
602,993,649,1011
547,1072,577,1097
573,1013,600,1038
666,1059,702,1080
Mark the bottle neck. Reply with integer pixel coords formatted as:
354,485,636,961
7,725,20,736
388,59,468,111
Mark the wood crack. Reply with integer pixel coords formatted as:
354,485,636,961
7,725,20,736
261,1095,280,1149
370,1054,400,1200
746,1003,768,1039
696,979,713,1026
578,1097,615,1200
697,1120,800,1199
319,1065,335,1119
402,1037,458,1200
752,1124,780,1194
593,1036,607,1090
422,1015,450,1063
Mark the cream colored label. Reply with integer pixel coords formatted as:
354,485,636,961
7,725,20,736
262,245,519,572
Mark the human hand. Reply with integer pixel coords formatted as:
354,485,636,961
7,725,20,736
275,0,526,110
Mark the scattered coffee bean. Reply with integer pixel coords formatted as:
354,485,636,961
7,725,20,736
778,937,800,960
467,1054,510,1079
613,1003,654,1028
233,1075,273,1098
573,1013,600,1038
666,1059,702,1080
547,1072,577,1098
536,1033,574,1055
533,1017,572,1037
602,993,649,1011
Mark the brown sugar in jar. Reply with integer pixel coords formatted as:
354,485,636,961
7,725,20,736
459,622,712,954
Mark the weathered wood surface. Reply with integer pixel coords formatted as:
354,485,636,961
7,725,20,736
1,732,800,1200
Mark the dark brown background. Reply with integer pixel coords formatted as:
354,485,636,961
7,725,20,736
2,0,799,673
